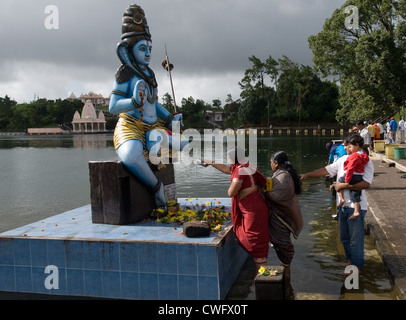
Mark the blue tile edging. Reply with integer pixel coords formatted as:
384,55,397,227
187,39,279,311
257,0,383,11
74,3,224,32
0,199,248,300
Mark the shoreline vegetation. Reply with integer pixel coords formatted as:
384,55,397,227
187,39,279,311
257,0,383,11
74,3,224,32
0,53,344,133
0,125,351,137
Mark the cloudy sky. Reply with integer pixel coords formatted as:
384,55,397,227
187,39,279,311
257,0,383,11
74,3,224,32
0,0,346,105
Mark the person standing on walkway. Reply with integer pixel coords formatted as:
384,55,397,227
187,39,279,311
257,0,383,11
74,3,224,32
356,120,371,149
375,122,384,141
399,118,405,144
373,122,380,141
367,121,375,149
265,151,303,277
386,121,391,142
389,117,398,144
203,147,270,271
300,133,374,269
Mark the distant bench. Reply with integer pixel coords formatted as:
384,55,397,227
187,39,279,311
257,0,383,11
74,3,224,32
27,128,64,135
89,161,176,225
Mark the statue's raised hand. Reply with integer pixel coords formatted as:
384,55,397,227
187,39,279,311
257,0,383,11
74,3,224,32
166,113,184,131
173,113,184,127
133,80,147,106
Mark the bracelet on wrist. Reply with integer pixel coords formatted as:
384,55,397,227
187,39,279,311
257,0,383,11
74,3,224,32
164,113,175,127
131,97,143,109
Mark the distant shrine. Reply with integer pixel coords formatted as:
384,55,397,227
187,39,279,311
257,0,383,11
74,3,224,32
68,92,110,107
72,100,107,133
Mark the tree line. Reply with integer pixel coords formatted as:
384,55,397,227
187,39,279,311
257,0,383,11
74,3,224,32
0,97,118,132
161,55,340,129
0,53,339,132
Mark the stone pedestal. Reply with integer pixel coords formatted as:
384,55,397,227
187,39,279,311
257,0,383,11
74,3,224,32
0,198,247,300
89,161,176,225
254,266,285,300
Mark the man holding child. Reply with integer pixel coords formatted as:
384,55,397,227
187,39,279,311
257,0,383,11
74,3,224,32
301,132,374,269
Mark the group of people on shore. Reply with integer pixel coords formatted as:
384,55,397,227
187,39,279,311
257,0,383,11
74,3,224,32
203,127,376,277
351,118,405,148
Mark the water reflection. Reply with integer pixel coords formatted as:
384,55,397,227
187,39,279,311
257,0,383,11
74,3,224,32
72,134,113,149
0,133,114,149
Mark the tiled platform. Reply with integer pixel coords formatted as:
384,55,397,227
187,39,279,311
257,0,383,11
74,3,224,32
0,198,248,300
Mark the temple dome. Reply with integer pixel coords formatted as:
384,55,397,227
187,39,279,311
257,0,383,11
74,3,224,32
81,100,98,119
98,111,105,120
68,92,77,100
73,111,81,120
72,100,107,133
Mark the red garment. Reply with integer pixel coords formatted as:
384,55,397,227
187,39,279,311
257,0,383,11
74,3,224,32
343,151,369,182
230,163,269,260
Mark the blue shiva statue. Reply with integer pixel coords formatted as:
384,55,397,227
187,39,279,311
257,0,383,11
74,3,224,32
109,4,187,209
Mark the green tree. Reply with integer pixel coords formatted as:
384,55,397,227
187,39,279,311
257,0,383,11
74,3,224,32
161,92,176,114
276,56,299,121
0,96,17,130
239,55,278,99
180,96,209,128
223,94,242,128
8,103,31,131
308,0,406,123
53,99,83,125
291,65,339,123
305,79,340,122
238,55,279,125
237,55,338,125
4,98,84,131
212,99,222,110
238,94,269,126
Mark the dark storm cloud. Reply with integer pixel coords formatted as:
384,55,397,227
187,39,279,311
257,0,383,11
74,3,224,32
0,0,346,102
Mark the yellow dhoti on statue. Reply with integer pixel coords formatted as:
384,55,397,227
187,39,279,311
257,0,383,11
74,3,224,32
113,113,171,165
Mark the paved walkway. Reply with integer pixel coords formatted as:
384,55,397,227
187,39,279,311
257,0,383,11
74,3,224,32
367,143,406,300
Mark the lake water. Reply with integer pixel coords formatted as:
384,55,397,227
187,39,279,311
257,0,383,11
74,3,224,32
0,133,397,299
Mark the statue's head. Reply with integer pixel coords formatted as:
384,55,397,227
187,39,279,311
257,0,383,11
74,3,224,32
117,5,152,67
116,4,156,86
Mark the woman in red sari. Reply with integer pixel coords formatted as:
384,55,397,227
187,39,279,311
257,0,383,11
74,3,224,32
204,147,270,270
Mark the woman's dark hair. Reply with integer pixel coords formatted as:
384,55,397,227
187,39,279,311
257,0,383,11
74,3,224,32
271,151,302,195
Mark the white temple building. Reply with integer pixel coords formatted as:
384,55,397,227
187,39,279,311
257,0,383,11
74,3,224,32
71,100,107,133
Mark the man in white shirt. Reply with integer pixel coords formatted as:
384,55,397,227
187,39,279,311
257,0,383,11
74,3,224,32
356,120,371,149
399,118,405,144
376,122,384,140
300,133,374,269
